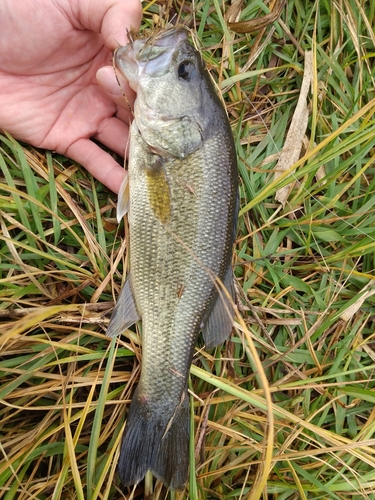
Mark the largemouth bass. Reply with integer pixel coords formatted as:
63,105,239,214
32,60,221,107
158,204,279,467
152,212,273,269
107,26,238,490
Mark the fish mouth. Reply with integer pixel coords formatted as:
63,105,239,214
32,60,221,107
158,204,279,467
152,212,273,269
136,27,188,61
114,27,189,88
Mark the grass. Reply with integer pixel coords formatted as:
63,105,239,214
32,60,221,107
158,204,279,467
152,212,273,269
1,0,375,498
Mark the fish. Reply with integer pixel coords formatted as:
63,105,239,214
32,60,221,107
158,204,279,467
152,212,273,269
107,26,238,490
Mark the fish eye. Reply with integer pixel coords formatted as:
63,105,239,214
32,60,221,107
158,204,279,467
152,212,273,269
177,61,193,81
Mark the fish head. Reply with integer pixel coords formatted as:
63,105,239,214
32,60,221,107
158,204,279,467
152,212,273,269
115,27,218,158
115,28,191,91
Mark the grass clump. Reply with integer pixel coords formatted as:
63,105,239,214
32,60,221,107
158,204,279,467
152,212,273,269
1,1,375,499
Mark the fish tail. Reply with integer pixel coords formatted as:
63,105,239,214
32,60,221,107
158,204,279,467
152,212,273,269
117,387,190,490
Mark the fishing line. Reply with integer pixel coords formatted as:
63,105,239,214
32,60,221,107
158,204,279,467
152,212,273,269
112,47,134,118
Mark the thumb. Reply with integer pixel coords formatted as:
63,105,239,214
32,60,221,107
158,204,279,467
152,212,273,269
74,0,142,49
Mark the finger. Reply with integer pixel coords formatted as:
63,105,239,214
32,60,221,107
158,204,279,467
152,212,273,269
65,138,125,194
96,66,135,113
94,116,130,157
101,0,143,48
116,106,134,125
75,0,143,49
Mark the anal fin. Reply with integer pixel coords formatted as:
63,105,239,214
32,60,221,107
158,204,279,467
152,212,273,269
107,276,140,338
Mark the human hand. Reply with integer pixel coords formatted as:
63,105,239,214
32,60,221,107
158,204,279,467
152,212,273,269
0,0,142,193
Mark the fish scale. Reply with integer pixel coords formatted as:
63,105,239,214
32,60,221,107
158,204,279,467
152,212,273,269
107,26,238,490
132,142,205,399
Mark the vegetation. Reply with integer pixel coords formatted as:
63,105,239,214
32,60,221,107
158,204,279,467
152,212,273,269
1,1,375,498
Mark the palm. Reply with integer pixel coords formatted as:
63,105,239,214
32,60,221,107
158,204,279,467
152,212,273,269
0,0,141,191
3,39,115,150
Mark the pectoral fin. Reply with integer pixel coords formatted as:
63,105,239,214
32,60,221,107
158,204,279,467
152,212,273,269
145,157,171,224
107,276,140,338
117,173,130,223
202,266,236,349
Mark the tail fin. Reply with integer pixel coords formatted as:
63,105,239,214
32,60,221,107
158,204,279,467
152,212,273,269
117,387,190,490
